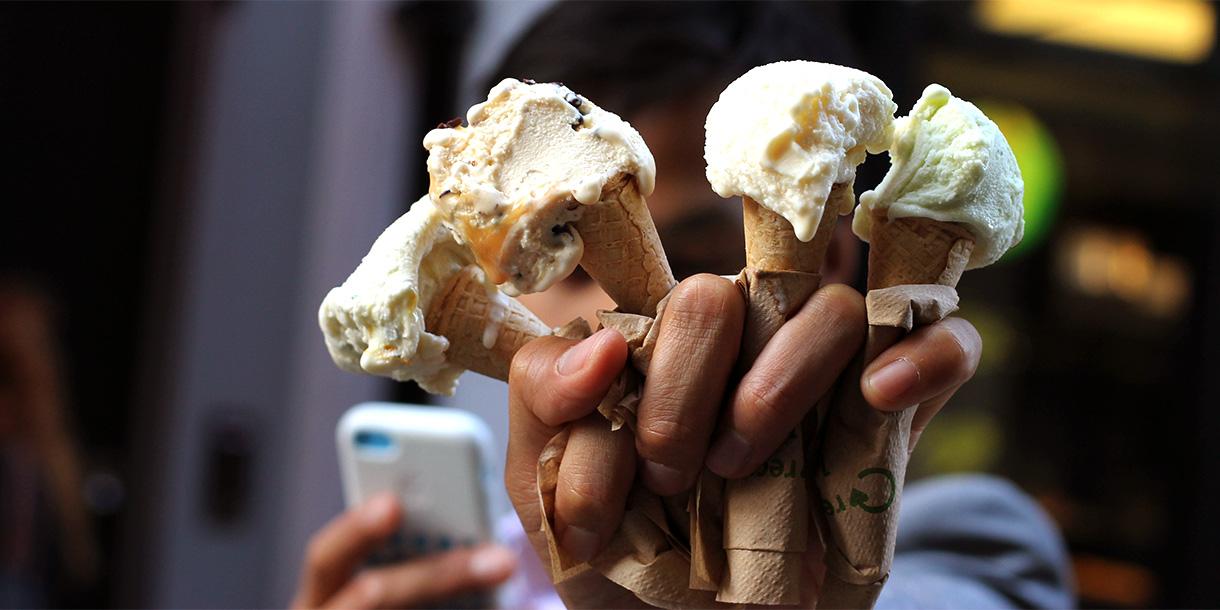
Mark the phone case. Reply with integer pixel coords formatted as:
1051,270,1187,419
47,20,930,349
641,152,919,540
336,402,496,563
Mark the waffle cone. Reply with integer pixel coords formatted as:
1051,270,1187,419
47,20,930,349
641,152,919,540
743,181,851,274
574,174,676,317
425,264,550,382
737,185,848,362
710,183,852,606
816,214,974,610
865,215,974,290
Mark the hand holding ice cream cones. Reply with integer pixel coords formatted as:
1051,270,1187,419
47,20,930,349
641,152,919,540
317,67,1021,610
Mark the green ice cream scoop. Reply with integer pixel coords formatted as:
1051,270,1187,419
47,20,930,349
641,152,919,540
854,84,1024,269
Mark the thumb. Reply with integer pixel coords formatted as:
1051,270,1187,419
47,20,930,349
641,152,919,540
509,328,628,426
505,328,627,543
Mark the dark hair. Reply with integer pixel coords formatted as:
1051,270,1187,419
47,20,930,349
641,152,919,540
488,1,855,117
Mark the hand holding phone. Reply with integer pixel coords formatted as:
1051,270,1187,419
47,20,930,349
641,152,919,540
290,492,516,609
295,402,511,609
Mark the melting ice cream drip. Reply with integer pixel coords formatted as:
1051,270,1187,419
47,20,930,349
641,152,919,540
481,284,510,350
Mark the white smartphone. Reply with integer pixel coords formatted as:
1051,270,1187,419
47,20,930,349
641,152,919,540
336,402,497,569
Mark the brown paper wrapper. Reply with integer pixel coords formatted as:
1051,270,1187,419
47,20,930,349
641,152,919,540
425,264,552,381
531,168,721,608
530,180,870,607
703,188,847,605
816,216,974,609
592,305,667,430
534,301,733,608
715,268,819,605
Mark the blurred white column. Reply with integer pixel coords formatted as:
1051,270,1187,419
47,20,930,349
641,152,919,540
126,2,415,607
269,1,420,604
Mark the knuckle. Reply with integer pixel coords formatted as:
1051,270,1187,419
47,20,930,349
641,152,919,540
938,319,981,381
738,375,802,429
638,409,701,455
811,284,866,327
560,473,612,519
666,275,740,337
508,337,557,386
504,458,533,508
508,349,533,386
509,337,591,427
538,383,590,427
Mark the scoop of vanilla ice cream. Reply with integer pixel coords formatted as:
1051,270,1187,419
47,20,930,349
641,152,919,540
424,78,656,295
318,196,475,395
853,84,1024,269
704,61,897,241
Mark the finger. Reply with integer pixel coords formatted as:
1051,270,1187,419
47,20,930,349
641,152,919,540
908,381,966,452
860,317,982,412
707,284,866,478
505,329,627,534
292,494,401,608
636,274,744,495
509,329,628,427
322,544,516,610
554,412,636,562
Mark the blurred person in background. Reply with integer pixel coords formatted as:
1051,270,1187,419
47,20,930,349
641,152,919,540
294,3,1073,609
0,281,99,608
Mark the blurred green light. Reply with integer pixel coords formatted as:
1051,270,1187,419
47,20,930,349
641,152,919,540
917,413,1003,474
979,101,1064,262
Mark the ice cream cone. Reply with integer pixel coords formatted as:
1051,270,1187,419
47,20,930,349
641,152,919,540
817,212,974,609
574,174,676,317
425,264,551,382
704,183,851,606
738,183,851,361
865,216,973,290
743,185,845,275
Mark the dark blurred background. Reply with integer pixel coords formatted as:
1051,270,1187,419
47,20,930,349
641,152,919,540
2,1,1218,608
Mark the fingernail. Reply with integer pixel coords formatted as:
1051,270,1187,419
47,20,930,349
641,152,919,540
867,357,919,404
560,525,600,562
362,494,397,527
643,460,688,495
556,330,609,376
469,545,516,580
706,429,751,477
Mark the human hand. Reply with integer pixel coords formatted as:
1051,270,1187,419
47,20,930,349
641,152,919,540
504,274,744,607
503,275,981,605
290,494,516,609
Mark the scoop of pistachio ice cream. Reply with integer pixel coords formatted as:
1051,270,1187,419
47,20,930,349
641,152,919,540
318,195,474,395
424,78,656,295
853,84,1024,269
705,60,897,241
